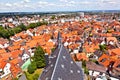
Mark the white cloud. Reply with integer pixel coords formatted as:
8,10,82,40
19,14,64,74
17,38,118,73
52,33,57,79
98,0,120,4
0,0,120,12
69,1,75,4
5,3,12,7
80,1,91,4
59,0,68,3
23,0,30,3
39,1,48,5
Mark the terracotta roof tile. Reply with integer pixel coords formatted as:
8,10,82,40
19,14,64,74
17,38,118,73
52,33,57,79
76,53,89,61
8,45,21,51
10,58,21,65
108,48,120,56
10,63,22,78
98,54,110,67
0,61,7,69
0,53,12,60
0,49,6,54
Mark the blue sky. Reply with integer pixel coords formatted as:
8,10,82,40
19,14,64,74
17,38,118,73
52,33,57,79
0,0,120,12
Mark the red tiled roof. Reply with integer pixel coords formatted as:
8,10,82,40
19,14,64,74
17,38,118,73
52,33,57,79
10,50,22,59
0,61,7,69
8,45,21,51
108,48,120,56
0,49,6,54
76,53,89,61
10,58,21,65
10,63,22,78
0,53,12,60
98,54,110,67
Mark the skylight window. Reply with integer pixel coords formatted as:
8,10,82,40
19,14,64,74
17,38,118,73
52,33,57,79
45,77,48,80
61,64,65,68
71,61,73,64
45,69,48,72
70,70,73,73
58,77,62,80
77,70,80,73
51,64,53,67
63,56,66,59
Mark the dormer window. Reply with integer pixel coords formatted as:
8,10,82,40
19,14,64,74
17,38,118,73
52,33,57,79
117,64,120,68
100,58,107,63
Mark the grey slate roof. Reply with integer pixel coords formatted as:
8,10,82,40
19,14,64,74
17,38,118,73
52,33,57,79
39,32,84,80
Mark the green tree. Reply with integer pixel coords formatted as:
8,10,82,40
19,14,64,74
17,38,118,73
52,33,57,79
12,78,18,80
36,22,41,26
0,21,48,39
27,23,36,29
0,26,4,30
13,27,22,34
8,29,15,36
51,15,55,20
34,46,46,68
82,60,89,75
18,23,27,31
41,21,48,25
82,60,86,68
99,44,107,51
0,26,5,38
28,61,37,74
2,30,10,39
33,74,39,80
91,59,99,64
51,48,55,53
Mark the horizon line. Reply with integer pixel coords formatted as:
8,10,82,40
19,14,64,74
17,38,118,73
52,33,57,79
0,10,120,13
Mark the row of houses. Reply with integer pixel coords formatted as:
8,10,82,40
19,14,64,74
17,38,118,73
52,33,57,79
0,13,120,79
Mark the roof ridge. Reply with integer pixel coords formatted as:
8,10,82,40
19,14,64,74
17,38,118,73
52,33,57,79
51,45,63,80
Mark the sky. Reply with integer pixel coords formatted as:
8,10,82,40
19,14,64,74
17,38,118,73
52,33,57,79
0,0,120,12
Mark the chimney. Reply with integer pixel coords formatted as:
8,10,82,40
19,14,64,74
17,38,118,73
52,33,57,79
45,53,49,67
104,37,107,45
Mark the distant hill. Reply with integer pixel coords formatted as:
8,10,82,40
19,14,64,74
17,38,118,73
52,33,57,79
0,10,120,16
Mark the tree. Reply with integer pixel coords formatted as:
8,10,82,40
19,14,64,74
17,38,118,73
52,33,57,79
13,27,22,34
82,60,89,75
33,74,39,80
12,78,18,80
99,44,107,51
0,26,5,38
27,23,36,29
51,48,55,53
19,23,27,31
82,60,86,68
51,15,55,20
8,29,15,36
34,46,46,68
27,61,37,74
2,30,10,39
36,22,41,26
